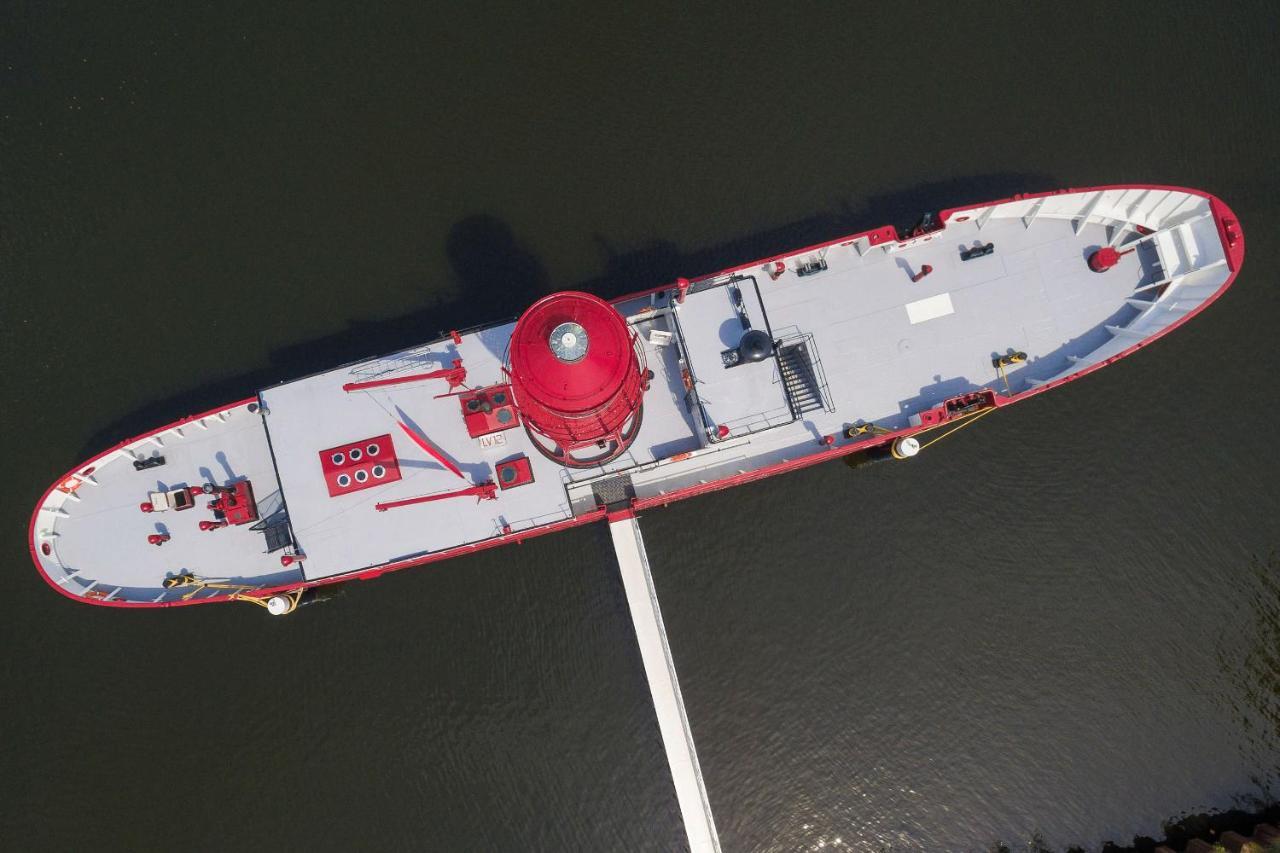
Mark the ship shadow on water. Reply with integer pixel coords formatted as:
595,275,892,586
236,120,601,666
76,172,1054,460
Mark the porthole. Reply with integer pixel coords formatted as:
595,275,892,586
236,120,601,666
349,447,363,462
331,452,345,465
336,473,352,487
354,469,368,483
367,443,380,456
372,465,387,479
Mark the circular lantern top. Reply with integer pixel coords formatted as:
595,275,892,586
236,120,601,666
549,321,589,363
508,292,637,416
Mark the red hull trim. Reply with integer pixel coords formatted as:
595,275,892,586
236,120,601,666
31,185,1243,608
27,397,263,608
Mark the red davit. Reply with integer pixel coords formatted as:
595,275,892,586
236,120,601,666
507,292,646,467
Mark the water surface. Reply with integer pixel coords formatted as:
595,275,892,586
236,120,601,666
3,3,1280,850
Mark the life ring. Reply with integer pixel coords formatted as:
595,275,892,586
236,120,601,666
56,466,96,494
57,477,83,495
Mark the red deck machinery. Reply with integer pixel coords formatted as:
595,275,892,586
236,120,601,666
506,292,648,468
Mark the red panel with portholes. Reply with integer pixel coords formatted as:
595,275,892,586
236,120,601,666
459,384,521,438
495,455,534,490
318,433,402,497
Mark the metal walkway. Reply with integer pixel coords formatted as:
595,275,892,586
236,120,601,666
608,515,722,853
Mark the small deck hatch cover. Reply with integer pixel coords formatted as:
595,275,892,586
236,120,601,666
592,474,635,510
260,521,293,553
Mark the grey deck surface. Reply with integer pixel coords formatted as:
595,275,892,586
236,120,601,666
260,316,704,580
677,281,792,435
760,216,1139,429
35,188,1230,599
37,403,303,601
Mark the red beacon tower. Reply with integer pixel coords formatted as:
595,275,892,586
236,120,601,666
506,291,647,468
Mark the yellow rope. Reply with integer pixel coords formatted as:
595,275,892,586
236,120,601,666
165,573,275,602
177,581,250,600
992,352,1025,395
232,588,302,613
851,395,1001,455
917,405,999,450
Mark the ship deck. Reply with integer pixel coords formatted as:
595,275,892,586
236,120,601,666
762,215,1140,428
32,186,1237,602
260,214,1146,578
258,316,706,580
32,402,304,603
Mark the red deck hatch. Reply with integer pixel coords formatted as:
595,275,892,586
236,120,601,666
495,455,534,490
319,433,402,497
459,385,521,438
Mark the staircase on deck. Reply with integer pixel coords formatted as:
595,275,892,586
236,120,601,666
776,338,826,418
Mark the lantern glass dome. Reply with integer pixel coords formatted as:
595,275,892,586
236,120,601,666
549,322,589,363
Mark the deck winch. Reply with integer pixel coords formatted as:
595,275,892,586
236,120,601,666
506,291,648,467
1087,246,1133,272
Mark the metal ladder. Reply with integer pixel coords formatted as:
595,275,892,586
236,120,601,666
777,341,824,417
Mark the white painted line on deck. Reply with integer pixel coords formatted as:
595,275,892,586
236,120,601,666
905,292,955,324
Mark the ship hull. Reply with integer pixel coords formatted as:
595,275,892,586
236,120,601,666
30,184,1245,607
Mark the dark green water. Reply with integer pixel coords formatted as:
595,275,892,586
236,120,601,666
4,3,1280,851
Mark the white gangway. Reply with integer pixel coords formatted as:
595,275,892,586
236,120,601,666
609,515,722,853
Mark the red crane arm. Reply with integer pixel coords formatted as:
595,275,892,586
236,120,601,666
375,482,497,511
343,360,466,393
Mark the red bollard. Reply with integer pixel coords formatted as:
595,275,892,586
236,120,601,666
139,502,154,513
147,533,170,546
675,277,691,304
716,424,730,439
199,520,227,531
766,261,786,280
911,264,934,283
1088,247,1122,272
